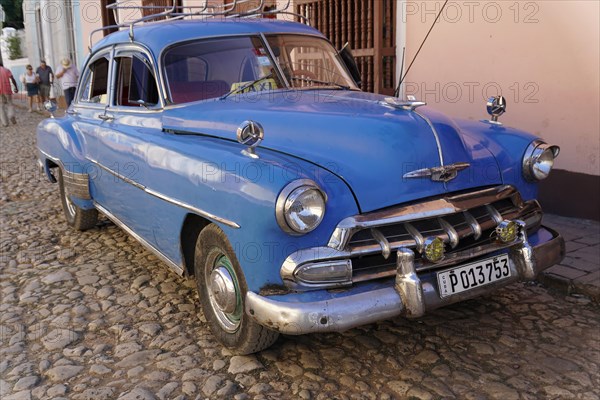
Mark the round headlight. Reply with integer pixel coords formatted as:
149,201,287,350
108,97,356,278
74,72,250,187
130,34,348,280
523,141,560,182
276,180,326,235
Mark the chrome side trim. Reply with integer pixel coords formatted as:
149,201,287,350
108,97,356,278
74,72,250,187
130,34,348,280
62,169,92,200
38,149,60,183
38,150,91,198
414,109,445,170
95,202,184,275
87,158,240,229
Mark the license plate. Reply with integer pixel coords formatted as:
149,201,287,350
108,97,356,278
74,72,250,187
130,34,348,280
437,254,511,298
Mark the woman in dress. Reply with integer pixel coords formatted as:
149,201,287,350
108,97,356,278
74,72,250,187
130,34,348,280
21,65,41,112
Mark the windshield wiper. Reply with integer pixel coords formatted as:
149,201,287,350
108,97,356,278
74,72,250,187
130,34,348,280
290,77,351,90
220,72,275,100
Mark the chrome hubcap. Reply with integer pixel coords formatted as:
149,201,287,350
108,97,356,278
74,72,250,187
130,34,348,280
205,254,242,333
209,267,237,314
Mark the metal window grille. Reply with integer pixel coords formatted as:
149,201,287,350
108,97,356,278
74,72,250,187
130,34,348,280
295,0,396,95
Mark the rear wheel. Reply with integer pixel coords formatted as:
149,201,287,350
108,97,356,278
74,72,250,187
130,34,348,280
58,168,98,230
194,224,279,354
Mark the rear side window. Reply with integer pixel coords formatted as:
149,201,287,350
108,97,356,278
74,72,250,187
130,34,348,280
114,55,159,107
163,36,281,104
79,55,109,104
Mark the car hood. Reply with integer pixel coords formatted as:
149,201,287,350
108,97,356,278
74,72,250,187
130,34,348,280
162,91,502,213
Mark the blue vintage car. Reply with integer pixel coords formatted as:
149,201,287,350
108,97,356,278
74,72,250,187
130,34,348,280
37,14,564,354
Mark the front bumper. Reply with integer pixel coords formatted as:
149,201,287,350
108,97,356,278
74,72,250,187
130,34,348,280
245,225,565,334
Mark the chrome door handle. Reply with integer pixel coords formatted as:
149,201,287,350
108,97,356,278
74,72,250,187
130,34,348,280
66,109,79,116
98,114,114,121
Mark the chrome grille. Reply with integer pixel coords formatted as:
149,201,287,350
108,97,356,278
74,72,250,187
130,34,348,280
341,188,543,283
348,198,515,251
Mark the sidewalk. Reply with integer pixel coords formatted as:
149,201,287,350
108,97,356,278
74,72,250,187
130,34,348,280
540,214,600,301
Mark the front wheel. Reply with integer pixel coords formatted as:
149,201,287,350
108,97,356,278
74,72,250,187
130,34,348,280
58,168,98,231
194,224,279,354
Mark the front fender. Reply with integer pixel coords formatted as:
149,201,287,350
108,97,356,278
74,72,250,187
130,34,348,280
220,148,360,291
142,133,360,292
455,119,540,201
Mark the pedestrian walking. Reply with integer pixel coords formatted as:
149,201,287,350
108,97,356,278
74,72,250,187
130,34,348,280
0,61,19,127
36,60,54,104
55,58,79,108
21,64,42,112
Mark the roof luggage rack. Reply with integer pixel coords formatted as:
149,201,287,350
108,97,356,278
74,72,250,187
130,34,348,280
89,0,309,50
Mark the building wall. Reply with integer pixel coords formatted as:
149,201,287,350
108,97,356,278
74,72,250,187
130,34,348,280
402,0,599,219
22,0,85,76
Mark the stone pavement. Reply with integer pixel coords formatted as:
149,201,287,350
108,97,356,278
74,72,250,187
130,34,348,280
541,215,600,302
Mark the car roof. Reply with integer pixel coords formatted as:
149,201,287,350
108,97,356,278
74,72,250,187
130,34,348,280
92,19,324,53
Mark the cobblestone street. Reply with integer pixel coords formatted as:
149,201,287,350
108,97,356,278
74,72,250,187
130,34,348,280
1,106,599,400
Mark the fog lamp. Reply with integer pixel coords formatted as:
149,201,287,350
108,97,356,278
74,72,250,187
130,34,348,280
423,237,445,262
295,260,352,285
495,220,518,243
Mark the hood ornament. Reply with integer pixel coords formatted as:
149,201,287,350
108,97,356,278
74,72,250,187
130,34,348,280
485,95,506,125
381,96,426,111
403,162,470,183
237,120,264,158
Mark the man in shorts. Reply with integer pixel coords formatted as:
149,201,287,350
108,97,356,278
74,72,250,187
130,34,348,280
36,60,54,103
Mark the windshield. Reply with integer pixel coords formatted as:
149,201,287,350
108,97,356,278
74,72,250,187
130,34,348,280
163,34,358,104
265,35,357,90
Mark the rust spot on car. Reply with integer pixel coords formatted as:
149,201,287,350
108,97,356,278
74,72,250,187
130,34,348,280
259,284,290,296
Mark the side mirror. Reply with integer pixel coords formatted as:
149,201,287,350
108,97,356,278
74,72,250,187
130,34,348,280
338,43,361,87
44,100,58,118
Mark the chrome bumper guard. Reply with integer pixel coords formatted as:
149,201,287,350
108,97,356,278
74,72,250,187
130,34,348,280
245,225,565,335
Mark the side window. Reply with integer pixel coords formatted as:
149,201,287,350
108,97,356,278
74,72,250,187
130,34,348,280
79,55,109,104
114,55,159,107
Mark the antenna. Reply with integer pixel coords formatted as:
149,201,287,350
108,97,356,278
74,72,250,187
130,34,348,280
395,0,449,97
395,47,405,97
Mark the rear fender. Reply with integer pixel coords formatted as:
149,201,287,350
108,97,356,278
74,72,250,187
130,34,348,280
37,118,95,210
